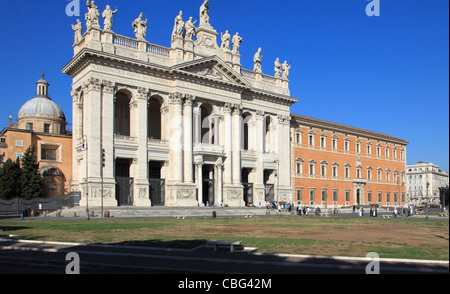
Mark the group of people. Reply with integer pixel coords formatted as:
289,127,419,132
264,201,325,216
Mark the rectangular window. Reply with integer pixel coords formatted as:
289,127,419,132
321,165,326,176
332,166,337,177
332,138,337,150
16,140,23,147
309,164,314,176
378,191,382,203
394,192,398,203
345,190,350,202
297,188,302,203
333,189,338,202
44,123,51,134
368,191,372,202
345,167,350,178
344,141,349,152
321,189,327,202
309,135,314,146
26,123,33,131
320,137,325,148
41,148,57,161
309,189,315,204
386,192,390,203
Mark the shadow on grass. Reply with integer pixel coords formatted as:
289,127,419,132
103,239,208,250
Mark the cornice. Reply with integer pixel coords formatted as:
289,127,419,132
291,114,409,145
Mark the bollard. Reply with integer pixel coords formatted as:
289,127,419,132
212,211,217,218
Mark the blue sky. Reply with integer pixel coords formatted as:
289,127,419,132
0,0,448,171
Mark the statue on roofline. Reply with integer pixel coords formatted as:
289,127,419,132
220,30,231,52
133,12,148,40
85,0,100,29
184,17,197,41
171,11,184,41
253,47,263,73
231,32,243,54
200,0,211,25
102,5,118,31
72,19,83,44
282,61,291,79
274,58,282,78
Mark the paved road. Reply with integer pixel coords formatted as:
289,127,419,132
0,239,447,275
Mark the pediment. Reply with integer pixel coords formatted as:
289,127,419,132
171,56,251,88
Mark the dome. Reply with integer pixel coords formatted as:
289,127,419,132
17,73,66,122
18,97,66,121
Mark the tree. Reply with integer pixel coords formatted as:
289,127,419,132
20,145,44,200
0,157,22,200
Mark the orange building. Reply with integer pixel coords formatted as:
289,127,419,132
0,74,72,197
291,114,408,208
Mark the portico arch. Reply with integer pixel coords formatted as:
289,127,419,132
114,90,132,137
148,96,163,140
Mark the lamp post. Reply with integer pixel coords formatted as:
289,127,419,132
82,136,89,220
426,181,429,219
274,160,279,203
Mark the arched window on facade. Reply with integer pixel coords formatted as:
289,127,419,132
114,91,131,136
200,103,213,144
242,112,253,150
148,96,163,140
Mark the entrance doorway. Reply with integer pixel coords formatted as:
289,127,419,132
357,189,361,205
149,161,165,206
202,165,214,206
115,159,133,206
242,168,253,206
264,170,275,202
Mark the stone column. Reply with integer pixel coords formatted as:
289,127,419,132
223,103,233,185
196,162,203,206
168,92,184,183
167,92,197,206
100,80,118,206
255,110,265,185
183,95,194,183
232,104,242,185
193,103,201,144
255,110,266,203
216,162,223,205
134,87,151,206
71,89,82,193
80,77,102,207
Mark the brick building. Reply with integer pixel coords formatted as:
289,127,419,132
291,114,408,208
0,74,72,197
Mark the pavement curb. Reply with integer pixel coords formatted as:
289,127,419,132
1,238,448,265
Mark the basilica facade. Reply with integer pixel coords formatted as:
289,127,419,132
63,2,296,207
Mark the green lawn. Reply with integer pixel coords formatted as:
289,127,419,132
1,216,448,260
